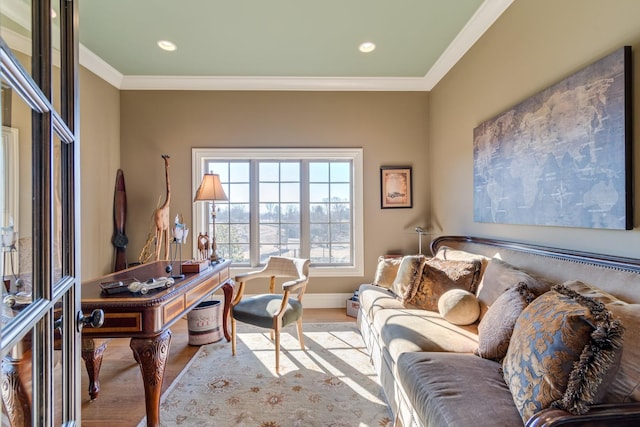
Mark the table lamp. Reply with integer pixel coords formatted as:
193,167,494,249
194,174,228,263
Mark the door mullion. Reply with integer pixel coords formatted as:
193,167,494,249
31,0,54,425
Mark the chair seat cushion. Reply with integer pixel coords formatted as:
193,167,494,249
232,294,303,329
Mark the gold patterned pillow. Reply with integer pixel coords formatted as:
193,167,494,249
402,258,481,311
502,284,624,423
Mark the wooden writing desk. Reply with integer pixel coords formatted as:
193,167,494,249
81,259,232,427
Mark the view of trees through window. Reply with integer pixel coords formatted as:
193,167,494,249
204,159,353,267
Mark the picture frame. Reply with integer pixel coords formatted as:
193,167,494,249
473,46,632,229
380,167,412,209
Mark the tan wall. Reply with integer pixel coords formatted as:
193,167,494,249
4,56,120,281
429,0,640,258
120,91,429,293
79,67,120,279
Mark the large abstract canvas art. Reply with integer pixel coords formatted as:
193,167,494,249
473,46,632,230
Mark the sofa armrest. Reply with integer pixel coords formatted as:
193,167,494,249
526,403,640,427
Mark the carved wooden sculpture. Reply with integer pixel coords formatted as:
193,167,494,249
154,155,171,261
112,169,128,271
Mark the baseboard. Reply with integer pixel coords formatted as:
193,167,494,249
207,292,353,309
303,293,354,308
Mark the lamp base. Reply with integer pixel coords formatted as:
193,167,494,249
209,253,224,264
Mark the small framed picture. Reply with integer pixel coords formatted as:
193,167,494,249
380,167,412,209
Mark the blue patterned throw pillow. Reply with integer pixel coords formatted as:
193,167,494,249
502,284,624,423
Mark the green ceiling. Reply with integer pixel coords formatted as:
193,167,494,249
1,0,513,90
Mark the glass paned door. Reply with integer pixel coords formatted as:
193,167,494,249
1,0,81,425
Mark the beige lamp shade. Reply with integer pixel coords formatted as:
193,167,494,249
194,174,228,202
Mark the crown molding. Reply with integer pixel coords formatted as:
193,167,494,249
423,0,514,89
118,75,431,91
79,44,123,89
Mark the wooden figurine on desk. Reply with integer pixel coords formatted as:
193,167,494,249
197,232,210,260
153,154,172,261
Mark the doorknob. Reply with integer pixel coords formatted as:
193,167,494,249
77,309,105,332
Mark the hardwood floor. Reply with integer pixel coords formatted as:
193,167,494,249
80,308,354,426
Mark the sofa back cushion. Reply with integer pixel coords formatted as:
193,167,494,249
476,258,551,319
434,245,490,276
603,303,640,403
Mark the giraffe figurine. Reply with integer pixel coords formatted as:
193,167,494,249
154,154,171,260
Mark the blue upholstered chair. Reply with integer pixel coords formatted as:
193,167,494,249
231,256,310,371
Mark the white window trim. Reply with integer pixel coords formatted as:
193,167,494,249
192,147,364,277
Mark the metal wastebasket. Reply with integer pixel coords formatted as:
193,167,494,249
187,299,223,345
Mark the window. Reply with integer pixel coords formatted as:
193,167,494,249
193,148,364,277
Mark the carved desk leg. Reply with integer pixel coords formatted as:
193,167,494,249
222,280,233,342
1,356,31,427
130,329,172,427
81,338,108,400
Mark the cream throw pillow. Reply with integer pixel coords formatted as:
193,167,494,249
437,289,480,325
391,255,426,298
372,256,403,289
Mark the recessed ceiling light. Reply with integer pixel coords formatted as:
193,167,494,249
157,40,177,52
359,42,376,53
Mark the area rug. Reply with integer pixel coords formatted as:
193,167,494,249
138,322,392,427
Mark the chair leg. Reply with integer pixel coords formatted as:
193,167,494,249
274,325,280,372
231,317,236,356
296,318,305,350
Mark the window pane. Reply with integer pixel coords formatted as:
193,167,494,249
331,223,351,242
311,223,329,244
281,162,299,181
229,204,249,222
230,224,250,244
229,183,249,203
331,244,351,263
260,203,279,223
226,243,249,264
0,0,32,71
330,162,350,182
259,162,279,181
259,183,279,202
309,183,328,203
208,162,228,177
53,134,63,284
229,162,249,182
310,204,328,222
280,183,299,203
310,243,330,263
331,203,351,222
215,203,229,222
310,162,329,181
260,224,279,244
280,204,300,222
331,183,350,202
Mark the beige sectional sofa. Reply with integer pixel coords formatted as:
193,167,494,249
357,236,640,427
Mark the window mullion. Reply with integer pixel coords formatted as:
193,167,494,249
249,160,260,267
300,161,310,258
